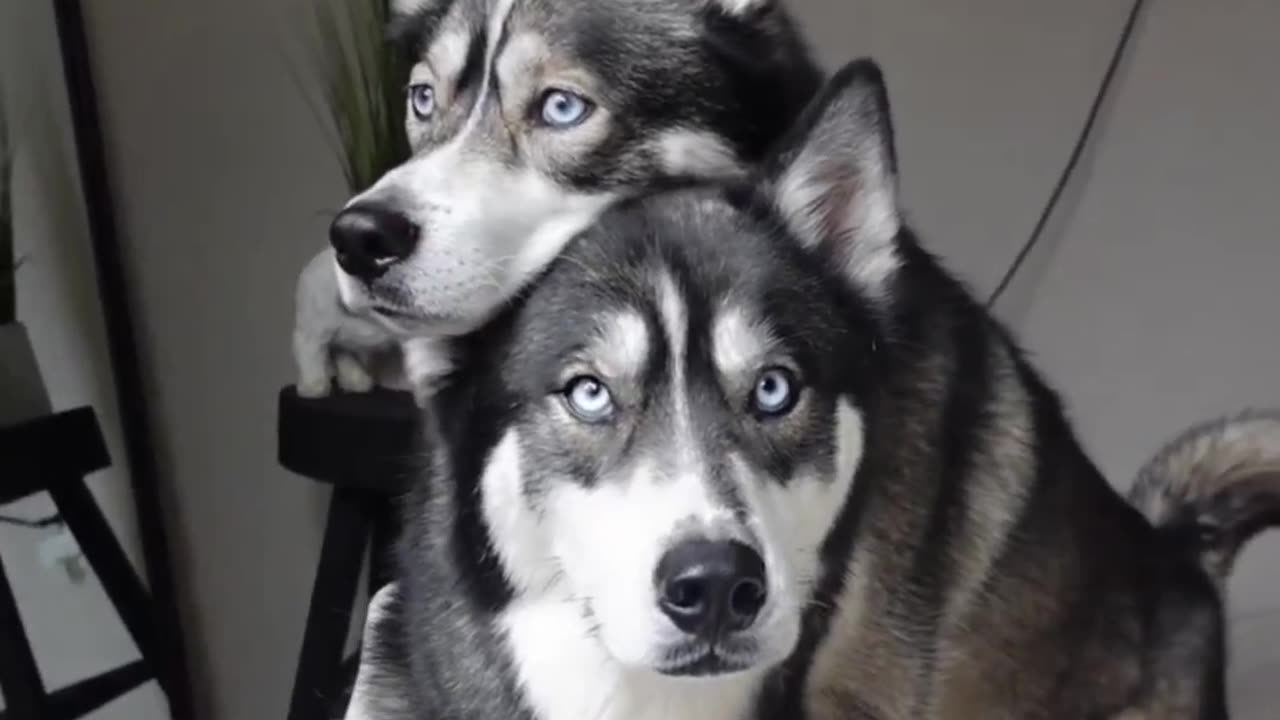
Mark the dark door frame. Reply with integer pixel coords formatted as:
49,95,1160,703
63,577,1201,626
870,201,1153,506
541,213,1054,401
51,1,195,716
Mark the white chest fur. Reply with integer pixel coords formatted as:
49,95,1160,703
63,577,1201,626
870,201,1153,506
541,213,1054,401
500,597,764,720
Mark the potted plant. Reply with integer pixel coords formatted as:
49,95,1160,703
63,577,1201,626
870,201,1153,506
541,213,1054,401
285,0,413,391
302,0,410,194
0,86,52,427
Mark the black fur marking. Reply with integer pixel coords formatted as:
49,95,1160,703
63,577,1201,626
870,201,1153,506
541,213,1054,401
901,286,992,714
698,2,823,162
388,0,460,61
455,23,488,98
437,385,520,615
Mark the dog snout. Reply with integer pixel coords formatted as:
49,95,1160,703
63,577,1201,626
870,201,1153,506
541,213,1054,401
329,202,420,280
655,539,768,640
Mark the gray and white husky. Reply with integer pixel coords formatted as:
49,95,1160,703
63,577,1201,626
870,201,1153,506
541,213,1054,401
326,0,821,392
346,58,1280,720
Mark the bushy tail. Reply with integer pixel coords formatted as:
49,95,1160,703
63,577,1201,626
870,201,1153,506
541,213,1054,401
1128,410,1280,588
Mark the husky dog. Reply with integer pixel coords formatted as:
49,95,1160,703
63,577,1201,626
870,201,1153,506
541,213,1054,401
346,60,1280,720
324,0,822,392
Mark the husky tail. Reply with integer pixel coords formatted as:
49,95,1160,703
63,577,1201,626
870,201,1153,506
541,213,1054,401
1128,410,1280,588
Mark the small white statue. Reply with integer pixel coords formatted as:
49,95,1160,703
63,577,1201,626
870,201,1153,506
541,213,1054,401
291,248,451,406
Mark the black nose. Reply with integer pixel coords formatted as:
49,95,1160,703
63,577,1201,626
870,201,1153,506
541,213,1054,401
329,203,419,280
655,540,767,639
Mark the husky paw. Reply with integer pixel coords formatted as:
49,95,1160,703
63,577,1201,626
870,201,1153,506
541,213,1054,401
296,377,332,398
335,354,375,393
292,328,335,399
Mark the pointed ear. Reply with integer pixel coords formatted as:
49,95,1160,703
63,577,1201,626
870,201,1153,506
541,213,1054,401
766,59,902,300
390,0,434,15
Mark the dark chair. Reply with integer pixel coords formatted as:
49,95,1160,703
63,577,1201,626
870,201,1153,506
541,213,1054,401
0,407,189,720
276,386,421,720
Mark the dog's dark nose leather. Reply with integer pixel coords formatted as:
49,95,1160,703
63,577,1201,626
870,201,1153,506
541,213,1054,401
656,540,767,638
329,203,419,280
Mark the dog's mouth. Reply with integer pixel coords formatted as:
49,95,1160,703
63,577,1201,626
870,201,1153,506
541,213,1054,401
369,304,469,334
653,639,759,678
373,305,417,321
367,305,427,336
335,276,421,325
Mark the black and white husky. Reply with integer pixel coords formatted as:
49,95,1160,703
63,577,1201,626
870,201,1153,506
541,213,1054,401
346,58,1280,720
324,0,822,393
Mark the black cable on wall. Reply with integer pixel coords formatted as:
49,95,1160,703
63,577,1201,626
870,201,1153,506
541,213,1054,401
985,0,1149,309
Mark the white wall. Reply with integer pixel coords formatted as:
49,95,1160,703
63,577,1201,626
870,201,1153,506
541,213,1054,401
1,1,164,718
40,0,1275,718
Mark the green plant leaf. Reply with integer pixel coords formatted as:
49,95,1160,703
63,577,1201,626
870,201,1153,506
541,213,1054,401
288,0,410,195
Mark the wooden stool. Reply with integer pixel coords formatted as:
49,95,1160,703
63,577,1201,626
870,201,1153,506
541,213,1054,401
276,386,420,720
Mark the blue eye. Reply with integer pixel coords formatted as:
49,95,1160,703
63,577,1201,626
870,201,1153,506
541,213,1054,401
408,83,435,120
540,89,592,128
564,375,614,422
752,367,799,417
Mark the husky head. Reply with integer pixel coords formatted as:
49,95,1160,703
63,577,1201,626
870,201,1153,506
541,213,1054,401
328,0,821,335
433,60,902,681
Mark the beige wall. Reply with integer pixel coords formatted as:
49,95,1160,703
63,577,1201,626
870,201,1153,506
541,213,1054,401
10,0,1265,717
76,0,341,716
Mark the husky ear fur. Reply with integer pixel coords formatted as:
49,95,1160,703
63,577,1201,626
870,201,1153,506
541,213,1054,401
390,0,457,19
703,0,772,16
767,59,902,299
390,0,426,16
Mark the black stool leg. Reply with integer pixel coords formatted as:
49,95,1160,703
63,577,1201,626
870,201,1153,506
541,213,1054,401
46,477,167,694
288,487,374,720
0,554,49,720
